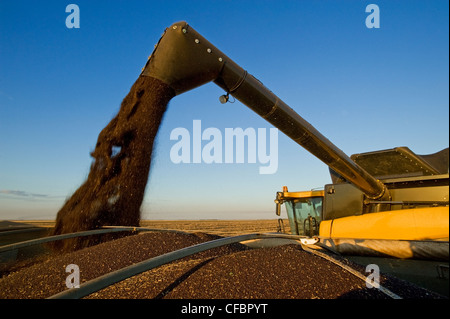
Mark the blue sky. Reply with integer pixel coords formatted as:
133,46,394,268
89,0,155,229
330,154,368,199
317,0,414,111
0,0,448,220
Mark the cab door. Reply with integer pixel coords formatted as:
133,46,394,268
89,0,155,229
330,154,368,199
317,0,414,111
284,196,323,236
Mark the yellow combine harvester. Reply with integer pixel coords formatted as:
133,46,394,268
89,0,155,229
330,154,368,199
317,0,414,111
275,147,449,260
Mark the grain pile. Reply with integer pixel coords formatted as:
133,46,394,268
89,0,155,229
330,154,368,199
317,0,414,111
0,232,247,299
52,77,175,251
0,231,442,299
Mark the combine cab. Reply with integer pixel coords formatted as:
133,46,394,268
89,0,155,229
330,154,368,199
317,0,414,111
275,189,324,238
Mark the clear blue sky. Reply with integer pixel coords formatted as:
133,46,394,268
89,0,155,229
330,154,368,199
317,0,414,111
0,0,448,220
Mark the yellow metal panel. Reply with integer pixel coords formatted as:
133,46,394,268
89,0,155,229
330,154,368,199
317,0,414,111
319,206,449,241
319,218,332,238
281,190,324,200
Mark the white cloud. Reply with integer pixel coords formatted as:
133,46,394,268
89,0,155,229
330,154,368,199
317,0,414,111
0,189,48,198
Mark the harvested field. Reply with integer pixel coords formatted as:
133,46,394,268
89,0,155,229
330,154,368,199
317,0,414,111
2,219,289,237
139,219,289,236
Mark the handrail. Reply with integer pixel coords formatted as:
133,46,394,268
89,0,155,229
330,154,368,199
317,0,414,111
0,228,133,253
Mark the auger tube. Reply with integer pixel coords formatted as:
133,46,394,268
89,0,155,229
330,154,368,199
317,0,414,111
141,21,389,201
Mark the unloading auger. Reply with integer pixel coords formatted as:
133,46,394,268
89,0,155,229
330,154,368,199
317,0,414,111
142,21,389,201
